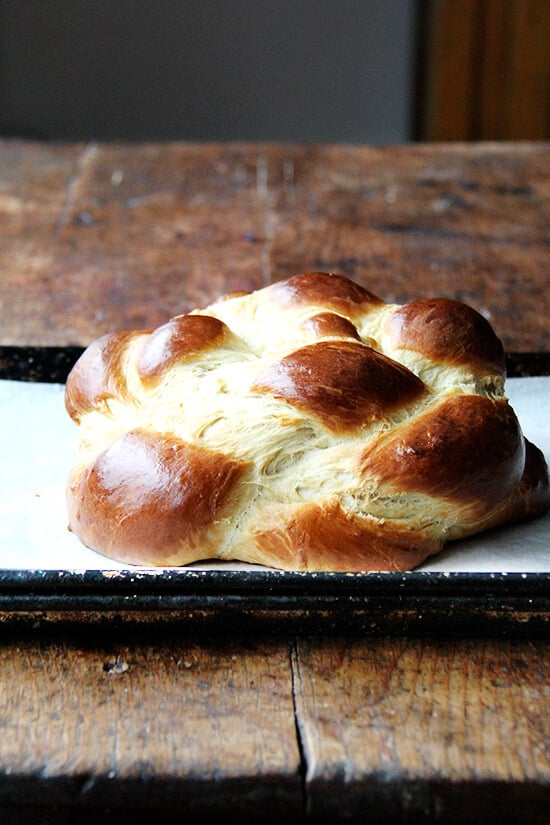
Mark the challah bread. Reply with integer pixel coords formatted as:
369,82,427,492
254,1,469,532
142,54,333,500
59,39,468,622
65,272,550,571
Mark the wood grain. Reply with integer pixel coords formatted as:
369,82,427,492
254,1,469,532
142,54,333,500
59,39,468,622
0,140,548,351
291,636,550,822
0,634,302,817
0,632,549,821
1,139,550,822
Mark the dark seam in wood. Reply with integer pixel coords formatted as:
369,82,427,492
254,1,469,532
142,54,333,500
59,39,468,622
289,637,309,815
255,152,273,288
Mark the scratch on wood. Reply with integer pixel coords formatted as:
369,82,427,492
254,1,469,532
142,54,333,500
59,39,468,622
256,153,269,202
256,153,273,287
55,142,98,237
283,156,295,198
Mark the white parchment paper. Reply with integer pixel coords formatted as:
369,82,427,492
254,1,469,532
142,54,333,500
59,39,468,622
0,377,548,572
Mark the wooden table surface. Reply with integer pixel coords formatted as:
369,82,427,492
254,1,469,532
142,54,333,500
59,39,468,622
0,139,549,824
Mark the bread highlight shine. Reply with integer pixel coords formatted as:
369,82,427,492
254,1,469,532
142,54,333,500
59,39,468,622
65,272,550,571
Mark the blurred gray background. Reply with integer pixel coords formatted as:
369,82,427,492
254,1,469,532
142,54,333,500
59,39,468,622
0,0,418,143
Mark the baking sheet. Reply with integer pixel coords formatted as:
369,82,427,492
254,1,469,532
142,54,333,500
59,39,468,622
0,376,548,573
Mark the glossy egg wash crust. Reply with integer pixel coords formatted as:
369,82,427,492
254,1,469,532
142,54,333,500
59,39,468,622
65,272,550,571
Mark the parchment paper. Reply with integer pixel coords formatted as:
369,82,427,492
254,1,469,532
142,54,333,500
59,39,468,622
0,377,548,572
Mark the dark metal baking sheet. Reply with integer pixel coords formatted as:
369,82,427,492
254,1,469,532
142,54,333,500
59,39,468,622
0,346,549,635
0,567,548,636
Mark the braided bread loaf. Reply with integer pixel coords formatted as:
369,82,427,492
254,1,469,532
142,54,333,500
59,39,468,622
65,272,549,571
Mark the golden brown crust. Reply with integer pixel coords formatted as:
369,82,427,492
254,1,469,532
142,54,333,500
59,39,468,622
65,331,147,422
359,395,525,511
65,271,550,571
300,312,361,341
384,298,506,374
269,271,383,314
479,439,550,532
252,340,426,433
67,429,249,566
251,501,441,572
517,439,550,518
137,314,229,386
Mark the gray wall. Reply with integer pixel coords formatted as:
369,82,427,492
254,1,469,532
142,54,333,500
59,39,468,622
0,0,418,143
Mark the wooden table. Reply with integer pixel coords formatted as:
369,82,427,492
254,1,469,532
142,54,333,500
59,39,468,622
0,139,549,824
